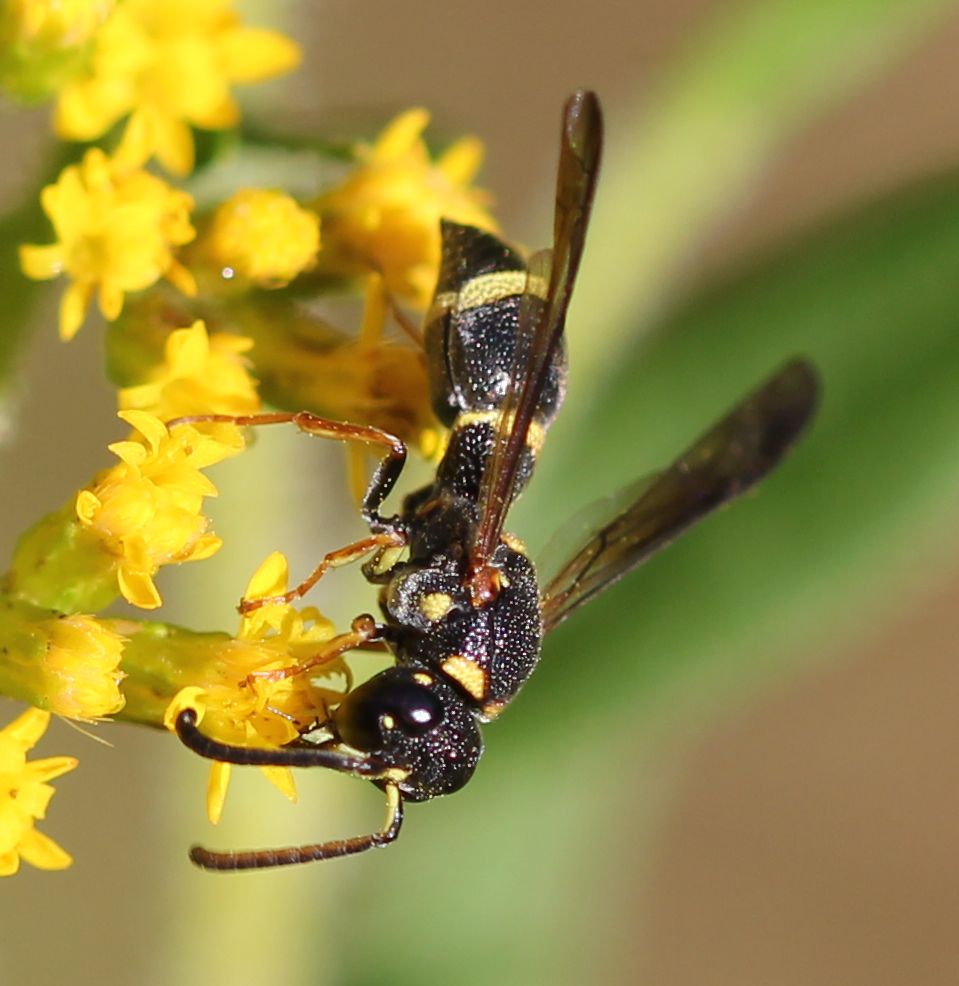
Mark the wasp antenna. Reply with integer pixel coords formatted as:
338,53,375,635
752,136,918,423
189,785,405,871
174,708,377,775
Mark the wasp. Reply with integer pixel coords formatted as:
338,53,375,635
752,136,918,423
174,91,820,869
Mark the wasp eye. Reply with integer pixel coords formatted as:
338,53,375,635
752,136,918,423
333,670,445,751
391,684,443,737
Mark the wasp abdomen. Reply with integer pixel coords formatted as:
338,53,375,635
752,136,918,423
425,222,566,428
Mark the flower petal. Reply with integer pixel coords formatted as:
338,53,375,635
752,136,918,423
16,827,73,871
59,281,92,341
26,756,79,785
3,707,51,749
260,765,297,803
206,761,231,825
218,29,301,82
19,244,64,281
117,565,162,610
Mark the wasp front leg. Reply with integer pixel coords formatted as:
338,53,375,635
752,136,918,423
166,410,408,531
244,616,382,689
239,531,407,614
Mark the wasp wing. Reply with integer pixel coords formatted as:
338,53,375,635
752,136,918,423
540,359,821,634
471,90,603,570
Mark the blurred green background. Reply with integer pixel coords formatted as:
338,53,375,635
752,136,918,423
2,0,959,983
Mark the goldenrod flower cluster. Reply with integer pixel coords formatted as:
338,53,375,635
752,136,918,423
165,552,349,824
76,410,242,609
319,108,495,308
54,0,301,176
0,0,500,874
207,189,321,286
20,146,196,340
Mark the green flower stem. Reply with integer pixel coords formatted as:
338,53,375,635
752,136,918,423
108,618,235,727
0,596,58,709
4,504,120,614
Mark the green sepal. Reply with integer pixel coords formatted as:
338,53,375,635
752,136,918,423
0,595,57,709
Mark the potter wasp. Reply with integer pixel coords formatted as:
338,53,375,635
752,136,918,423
175,91,820,869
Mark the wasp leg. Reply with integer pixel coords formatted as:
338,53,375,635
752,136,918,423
244,616,381,699
166,410,407,530
386,295,423,346
189,783,405,871
239,530,406,614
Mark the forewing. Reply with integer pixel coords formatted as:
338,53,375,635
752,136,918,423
540,359,821,633
471,90,603,568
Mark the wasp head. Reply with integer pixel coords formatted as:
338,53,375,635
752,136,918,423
331,665,483,802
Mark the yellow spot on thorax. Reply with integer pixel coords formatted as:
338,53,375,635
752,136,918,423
481,700,507,721
419,591,454,622
440,655,488,701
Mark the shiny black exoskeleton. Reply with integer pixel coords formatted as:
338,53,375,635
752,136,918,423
175,91,820,870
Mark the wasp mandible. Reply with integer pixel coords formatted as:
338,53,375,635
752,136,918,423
175,91,820,869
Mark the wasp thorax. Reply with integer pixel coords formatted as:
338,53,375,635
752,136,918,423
384,563,462,631
331,666,484,801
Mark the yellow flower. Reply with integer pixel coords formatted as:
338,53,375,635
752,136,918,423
0,708,77,875
206,189,320,286
165,552,348,823
20,147,196,340
41,614,126,718
118,319,260,419
319,107,496,308
75,410,244,609
0,0,113,102
0,601,125,718
54,0,301,175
